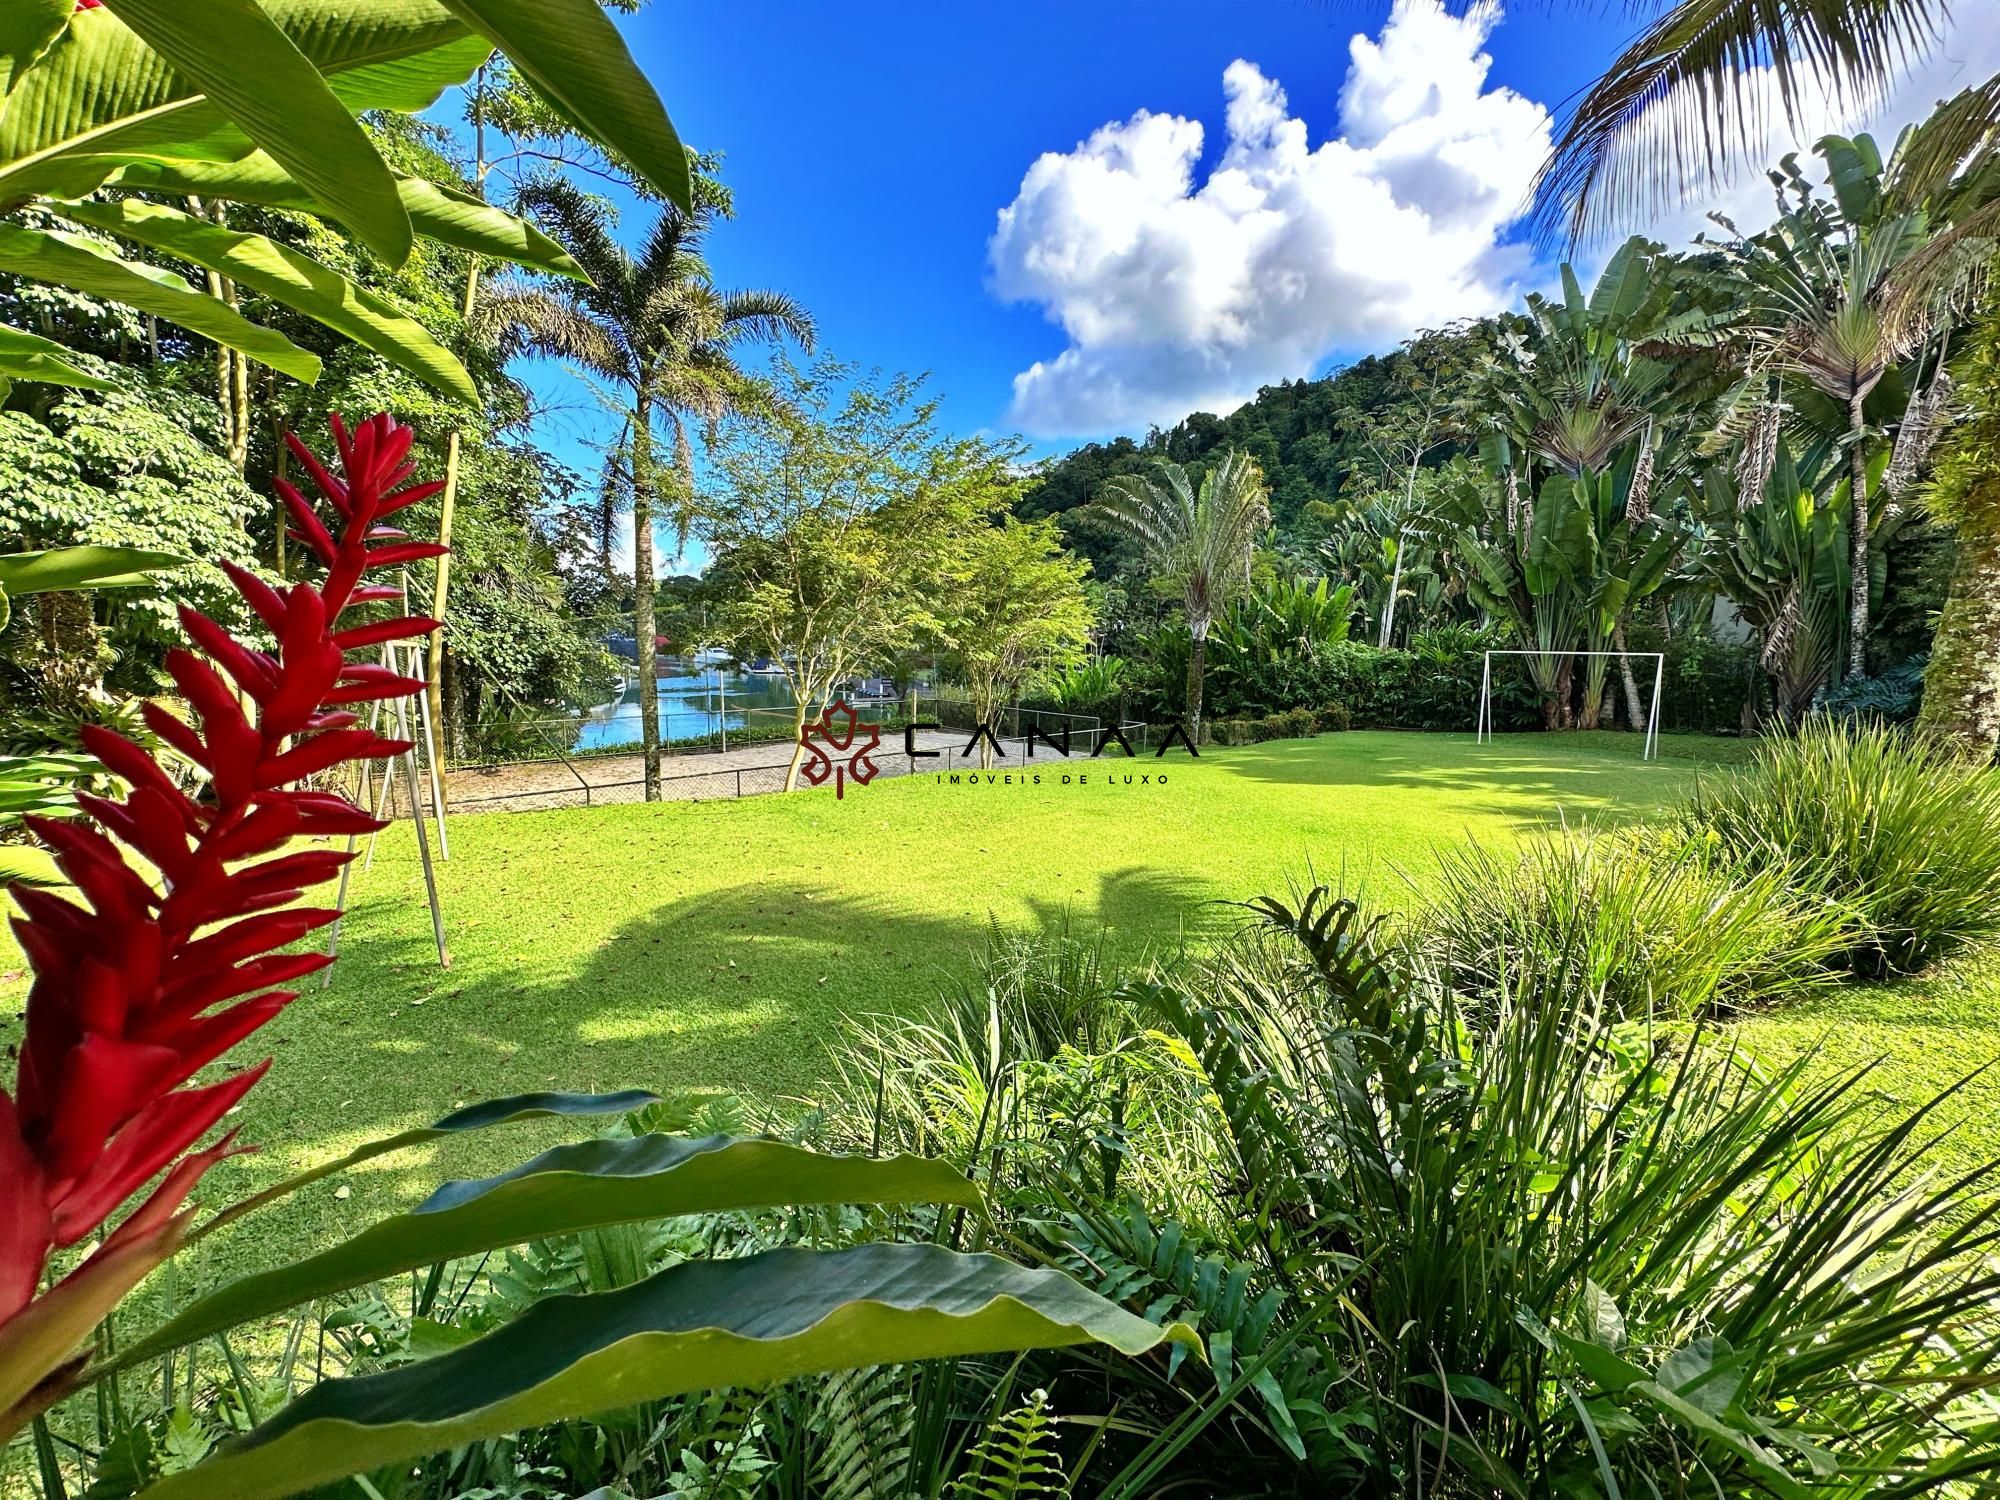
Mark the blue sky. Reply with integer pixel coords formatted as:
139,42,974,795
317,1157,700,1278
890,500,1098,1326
518,1,1629,456
490,0,2000,563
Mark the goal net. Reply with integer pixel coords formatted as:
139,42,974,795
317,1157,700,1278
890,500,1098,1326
1474,649,1665,760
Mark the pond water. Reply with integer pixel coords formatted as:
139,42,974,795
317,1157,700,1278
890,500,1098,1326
573,664,896,751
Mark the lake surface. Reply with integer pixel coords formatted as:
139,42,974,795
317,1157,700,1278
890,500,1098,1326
574,665,895,750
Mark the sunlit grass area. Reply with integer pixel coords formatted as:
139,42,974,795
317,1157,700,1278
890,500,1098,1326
19,727,1999,1286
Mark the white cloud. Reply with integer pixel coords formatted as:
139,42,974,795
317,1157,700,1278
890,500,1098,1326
988,0,1552,437
989,0,2000,439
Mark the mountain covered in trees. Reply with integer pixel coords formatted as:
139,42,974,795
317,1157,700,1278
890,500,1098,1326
1013,320,1505,577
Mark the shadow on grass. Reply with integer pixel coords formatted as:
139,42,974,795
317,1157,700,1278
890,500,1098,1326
187,861,1218,1282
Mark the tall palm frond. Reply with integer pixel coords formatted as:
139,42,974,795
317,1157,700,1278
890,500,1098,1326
1531,0,1947,248
476,283,629,380
714,288,817,349
1099,451,1270,632
513,177,633,301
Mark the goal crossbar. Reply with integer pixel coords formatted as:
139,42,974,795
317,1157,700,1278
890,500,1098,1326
1474,649,1665,761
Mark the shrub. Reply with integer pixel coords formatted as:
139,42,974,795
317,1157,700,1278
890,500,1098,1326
1419,825,1852,1017
1682,718,2000,974
1625,624,1761,734
1037,654,1131,721
1315,700,1351,732
1271,706,1318,739
841,901,2000,1496
1818,654,1928,725
1199,625,1535,731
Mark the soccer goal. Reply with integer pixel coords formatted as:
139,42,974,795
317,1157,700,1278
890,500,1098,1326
1474,649,1666,761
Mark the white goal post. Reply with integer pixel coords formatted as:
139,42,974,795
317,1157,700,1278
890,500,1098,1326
1474,649,1666,761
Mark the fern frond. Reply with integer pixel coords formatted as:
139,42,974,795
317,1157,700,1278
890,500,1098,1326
947,1388,1065,1500
812,1364,916,1500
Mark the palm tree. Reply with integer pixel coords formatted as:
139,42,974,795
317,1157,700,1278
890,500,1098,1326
1694,136,1972,679
1096,450,1270,737
482,178,812,797
1473,238,1691,727
1531,16,2000,750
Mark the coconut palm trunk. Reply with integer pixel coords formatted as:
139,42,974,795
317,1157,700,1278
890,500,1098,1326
631,400,662,800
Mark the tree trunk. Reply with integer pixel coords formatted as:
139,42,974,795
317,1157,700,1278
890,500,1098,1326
1847,392,1871,680
429,73,488,793
1613,620,1644,729
631,398,662,800
1917,477,2000,760
270,413,289,580
1186,625,1207,740
1379,530,1406,649
784,698,810,792
1540,659,1575,730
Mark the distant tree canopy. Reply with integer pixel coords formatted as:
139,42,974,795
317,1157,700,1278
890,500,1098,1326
1013,320,1509,578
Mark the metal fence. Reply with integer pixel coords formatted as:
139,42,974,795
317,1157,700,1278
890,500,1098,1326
418,699,1137,815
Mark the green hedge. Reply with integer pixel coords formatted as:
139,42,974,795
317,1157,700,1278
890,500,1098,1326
1203,628,1539,732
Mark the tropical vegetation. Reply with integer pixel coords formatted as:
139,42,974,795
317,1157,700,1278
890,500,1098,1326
9,0,2000,1494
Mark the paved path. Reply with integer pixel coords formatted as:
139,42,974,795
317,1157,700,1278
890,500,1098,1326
437,727,1077,813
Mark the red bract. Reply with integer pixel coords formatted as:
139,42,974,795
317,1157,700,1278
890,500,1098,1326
0,413,444,1333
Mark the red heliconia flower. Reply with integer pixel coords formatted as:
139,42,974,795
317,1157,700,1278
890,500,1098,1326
0,414,445,1334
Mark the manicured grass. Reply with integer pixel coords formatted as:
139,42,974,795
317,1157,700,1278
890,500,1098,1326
13,727,1997,1285
1733,957,2000,1184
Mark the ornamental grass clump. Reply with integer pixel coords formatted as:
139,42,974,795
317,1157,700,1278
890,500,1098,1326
844,897,2000,1494
1420,824,1853,1018
0,413,444,1425
1680,717,2000,975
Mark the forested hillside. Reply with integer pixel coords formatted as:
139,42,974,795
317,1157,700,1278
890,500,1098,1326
1014,319,1508,576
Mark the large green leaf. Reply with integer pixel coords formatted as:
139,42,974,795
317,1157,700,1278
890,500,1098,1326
435,0,690,213
182,1088,662,1249
0,223,319,381
0,845,64,889
116,1136,984,1368
0,1,487,208
0,0,68,107
1586,235,1654,328
98,155,586,278
57,198,476,402
0,544,184,595
143,1244,1195,1500
88,0,412,264
0,324,115,391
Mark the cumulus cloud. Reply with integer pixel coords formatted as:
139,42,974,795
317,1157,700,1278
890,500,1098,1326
988,0,1551,437
989,0,2000,439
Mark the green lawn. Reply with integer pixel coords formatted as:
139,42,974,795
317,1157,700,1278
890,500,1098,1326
10,728,1996,1285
